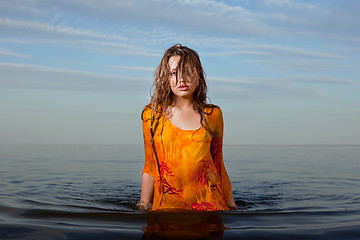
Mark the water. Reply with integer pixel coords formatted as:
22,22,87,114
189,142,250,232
0,144,359,239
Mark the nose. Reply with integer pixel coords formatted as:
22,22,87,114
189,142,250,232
174,76,186,86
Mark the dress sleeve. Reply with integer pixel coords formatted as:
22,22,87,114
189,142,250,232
142,108,156,178
210,107,233,201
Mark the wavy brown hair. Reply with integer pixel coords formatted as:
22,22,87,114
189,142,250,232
143,44,217,133
152,43,207,115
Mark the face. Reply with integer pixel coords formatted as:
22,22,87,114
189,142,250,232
168,55,199,100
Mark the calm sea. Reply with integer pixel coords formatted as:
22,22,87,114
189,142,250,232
0,144,359,239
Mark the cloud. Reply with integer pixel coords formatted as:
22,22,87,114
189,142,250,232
0,17,162,57
2,1,359,58
109,65,155,72
207,76,265,85
204,43,346,60
0,47,29,57
76,40,161,57
254,44,346,59
203,50,272,57
0,62,150,93
259,0,360,42
0,62,315,101
246,58,357,73
207,76,319,102
0,0,277,38
262,0,293,8
2,0,360,45
292,76,358,85
0,17,125,40
0,61,355,106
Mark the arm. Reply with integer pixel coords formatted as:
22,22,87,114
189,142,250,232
211,107,237,209
226,192,236,209
138,107,156,210
139,173,154,210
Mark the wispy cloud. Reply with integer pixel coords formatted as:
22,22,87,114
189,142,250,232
245,58,357,73
0,62,315,101
2,0,360,44
207,76,266,85
0,62,150,93
292,76,358,85
0,1,276,38
259,0,360,42
0,47,29,57
76,40,162,57
254,44,347,59
204,43,346,60
0,17,126,40
110,65,155,72
1,1,358,59
0,17,163,57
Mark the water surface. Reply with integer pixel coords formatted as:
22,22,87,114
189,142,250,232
1,144,359,239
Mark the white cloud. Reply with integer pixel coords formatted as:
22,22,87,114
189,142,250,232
204,43,346,59
2,0,360,44
110,66,155,72
208,76,266,85
0,47,29,57
254,44,346,59
292,76,358,85
2,1,359,55
0,62,316,101
262,0,293,8
0,0,276,37
260,1,360,42
0,62,150,93
0,17,126,40
71,40,162,57
246,58,357,73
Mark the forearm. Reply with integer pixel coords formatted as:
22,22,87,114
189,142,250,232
226,192,236,209
140,173,155,204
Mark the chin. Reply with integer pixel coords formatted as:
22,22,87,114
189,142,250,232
175,92,193,98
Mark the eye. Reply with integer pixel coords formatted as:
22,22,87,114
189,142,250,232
171,71,177,76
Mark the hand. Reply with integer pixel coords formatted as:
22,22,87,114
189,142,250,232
227,205,237,210
136,201,152,211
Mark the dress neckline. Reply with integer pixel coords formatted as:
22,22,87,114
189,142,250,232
165,114,204,132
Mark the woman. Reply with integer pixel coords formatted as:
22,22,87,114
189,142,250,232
138,44,236,211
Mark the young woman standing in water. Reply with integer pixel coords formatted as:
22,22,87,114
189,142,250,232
138,44,236,211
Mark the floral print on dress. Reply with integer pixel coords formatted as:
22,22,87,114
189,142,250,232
191,202,218,211
161,177,182,194
210,134,222,175
157,161,182,194
142,105,232,211
159,161,174,177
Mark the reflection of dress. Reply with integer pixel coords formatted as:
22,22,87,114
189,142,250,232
142,105,232,211
143,211,225,239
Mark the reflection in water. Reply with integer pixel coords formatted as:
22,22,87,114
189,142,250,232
143,211,225,240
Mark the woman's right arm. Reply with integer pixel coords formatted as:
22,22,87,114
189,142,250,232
140,173,154,207
138,108,156,210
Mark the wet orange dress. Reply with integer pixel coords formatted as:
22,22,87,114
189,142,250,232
142,105,232,211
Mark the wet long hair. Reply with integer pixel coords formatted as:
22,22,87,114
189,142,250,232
142,44,218,190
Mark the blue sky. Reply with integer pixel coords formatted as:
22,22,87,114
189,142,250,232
0,0,359,145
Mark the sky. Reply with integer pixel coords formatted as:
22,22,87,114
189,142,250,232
0,0,359,145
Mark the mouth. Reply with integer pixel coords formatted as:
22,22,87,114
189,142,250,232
177,85,188,91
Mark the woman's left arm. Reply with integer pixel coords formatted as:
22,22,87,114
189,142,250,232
226,192,236,209
212,107,237,209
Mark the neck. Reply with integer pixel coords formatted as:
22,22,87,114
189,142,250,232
171,95,194,110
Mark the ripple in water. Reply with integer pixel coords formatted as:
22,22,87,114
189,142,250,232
0,144,360,239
